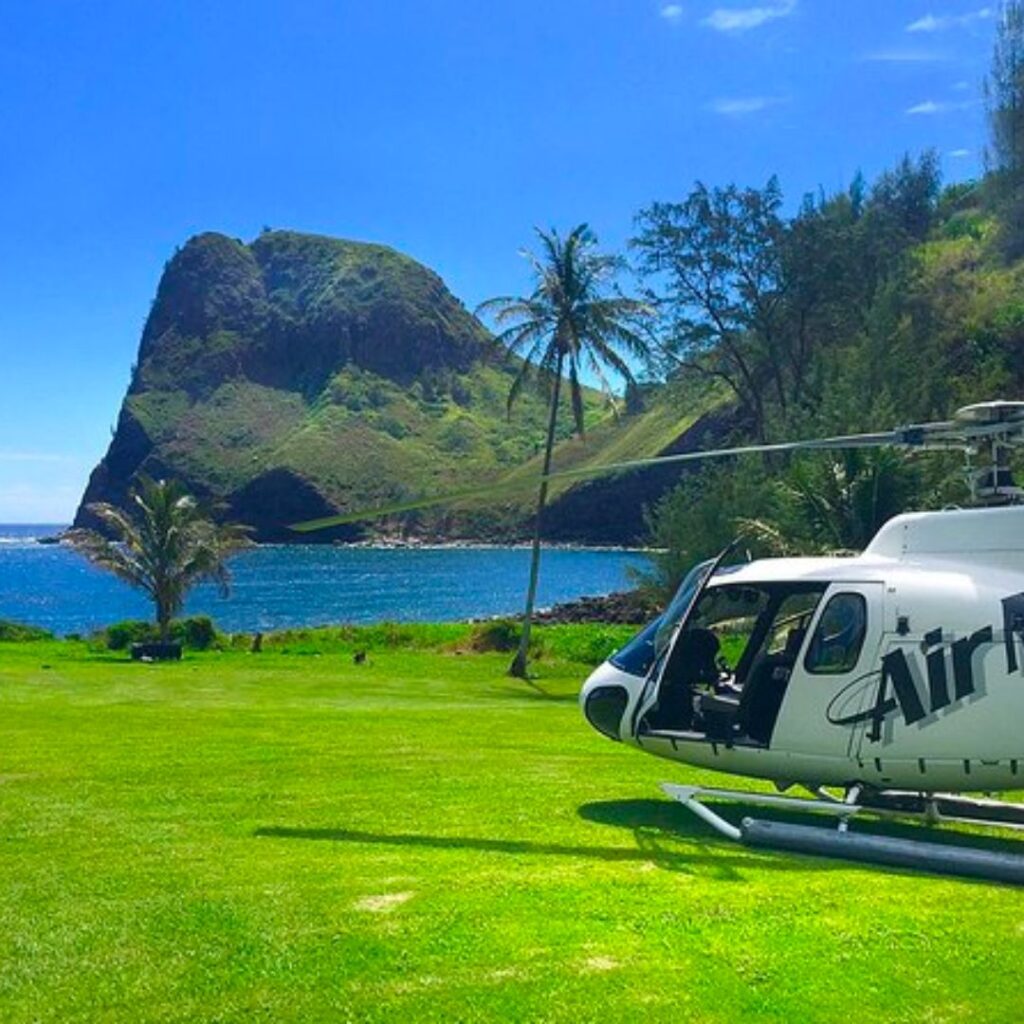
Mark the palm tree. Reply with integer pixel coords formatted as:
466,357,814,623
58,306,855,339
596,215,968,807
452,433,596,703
478,225,652,677
66,477,251,642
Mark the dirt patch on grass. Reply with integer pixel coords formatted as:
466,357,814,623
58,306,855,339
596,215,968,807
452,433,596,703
581,956,620,973
354,891,414,913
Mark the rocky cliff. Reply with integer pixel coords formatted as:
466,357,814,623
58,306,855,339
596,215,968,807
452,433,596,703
76,229,721,543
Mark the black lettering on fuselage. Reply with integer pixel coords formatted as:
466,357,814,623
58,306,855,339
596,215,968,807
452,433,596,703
832,624,997,741
1003,592,1024,674
924,627,949,711
952,626,993,699
828,597,1024,738
867,648,926,742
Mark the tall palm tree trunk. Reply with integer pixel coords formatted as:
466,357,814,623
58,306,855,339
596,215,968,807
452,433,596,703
509,353,564,678
157,603,172,642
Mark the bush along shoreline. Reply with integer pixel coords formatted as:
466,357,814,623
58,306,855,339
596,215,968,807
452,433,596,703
0,612,643,669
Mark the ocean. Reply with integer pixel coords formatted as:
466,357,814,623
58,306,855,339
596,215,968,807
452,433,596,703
0,525,650,635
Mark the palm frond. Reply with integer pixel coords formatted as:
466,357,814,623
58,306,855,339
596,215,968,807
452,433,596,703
67,479,250,639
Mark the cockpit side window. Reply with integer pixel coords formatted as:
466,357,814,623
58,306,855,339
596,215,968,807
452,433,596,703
804,592,867,674
691,586,769,674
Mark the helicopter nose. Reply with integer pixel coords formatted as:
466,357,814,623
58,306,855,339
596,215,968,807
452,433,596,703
580,661,643,742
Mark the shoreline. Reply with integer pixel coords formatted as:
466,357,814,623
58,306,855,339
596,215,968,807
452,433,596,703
0,527,664,555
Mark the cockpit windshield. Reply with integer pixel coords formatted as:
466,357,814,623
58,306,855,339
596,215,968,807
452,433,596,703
653,558,716,659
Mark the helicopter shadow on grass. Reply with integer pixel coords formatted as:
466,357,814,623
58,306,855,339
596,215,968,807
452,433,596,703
580,796,1024,886
486,684,580,704
576,798,843,881
254,801,836,879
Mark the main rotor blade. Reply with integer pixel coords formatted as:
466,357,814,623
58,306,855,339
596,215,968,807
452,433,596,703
289,478,536,532
541,416,1019,485
289,418,973,532
543,430,909,484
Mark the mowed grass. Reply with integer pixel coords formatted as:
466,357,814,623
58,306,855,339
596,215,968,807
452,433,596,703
2,638,1024,1023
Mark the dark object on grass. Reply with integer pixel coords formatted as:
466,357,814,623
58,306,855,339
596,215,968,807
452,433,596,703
354,650,367,664
251,632,263,653
130,642,182,662
468,618,521,653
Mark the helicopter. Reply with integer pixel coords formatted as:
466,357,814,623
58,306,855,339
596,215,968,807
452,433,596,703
298,399,1024,882
579,399,1024,882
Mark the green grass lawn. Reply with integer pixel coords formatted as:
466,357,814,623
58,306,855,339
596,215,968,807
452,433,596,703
2,637,1024,1023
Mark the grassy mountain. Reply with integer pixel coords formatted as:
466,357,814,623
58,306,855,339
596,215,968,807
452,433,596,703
76,230,700,543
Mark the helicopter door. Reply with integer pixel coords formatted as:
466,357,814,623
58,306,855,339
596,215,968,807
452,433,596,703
631,546,737,736
774,583,885,758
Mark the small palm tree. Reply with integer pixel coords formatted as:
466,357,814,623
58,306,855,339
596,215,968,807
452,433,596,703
478,225,652,677
67,477,251,641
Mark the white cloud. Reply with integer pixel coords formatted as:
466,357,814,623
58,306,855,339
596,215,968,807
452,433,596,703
660,4,684,20
906,7,993,32
906,98,977,114
949,148,972,157
953,79,971,91
708,95,782,115
702,0,796,33
863,48,947,63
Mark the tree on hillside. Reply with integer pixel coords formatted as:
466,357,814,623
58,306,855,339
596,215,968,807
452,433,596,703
777,153,940,412
66,477,250,643
986,1,1024,256
866,151,942,243
632,179,787,441
987,1,1024,182
478,225,652,678
635,163,943,443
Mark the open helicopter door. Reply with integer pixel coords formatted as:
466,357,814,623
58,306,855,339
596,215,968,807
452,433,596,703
629,544,738,740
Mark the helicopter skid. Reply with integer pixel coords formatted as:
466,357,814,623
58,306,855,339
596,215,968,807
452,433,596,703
853,789,1024,829
661,783,1024,884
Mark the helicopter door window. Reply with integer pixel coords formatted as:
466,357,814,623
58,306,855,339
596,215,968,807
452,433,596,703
804,593,868,674
721,587,824,746
692,586,770,679
759,591,823,659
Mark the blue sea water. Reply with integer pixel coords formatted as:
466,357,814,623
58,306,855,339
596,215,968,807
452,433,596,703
0,525,650,635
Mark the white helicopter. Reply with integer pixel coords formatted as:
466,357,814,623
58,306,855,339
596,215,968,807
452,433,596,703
579,400,1024,882
298,399,1024,881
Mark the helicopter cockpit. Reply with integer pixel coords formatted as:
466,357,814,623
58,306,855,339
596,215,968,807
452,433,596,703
584,548,875,748
638,580,826,745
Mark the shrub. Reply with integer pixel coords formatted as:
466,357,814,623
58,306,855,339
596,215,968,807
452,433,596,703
172,616,220,650
104,620,157,650
102,616,224,651
538,624,637,666
0,620,54,642
468,618,522,653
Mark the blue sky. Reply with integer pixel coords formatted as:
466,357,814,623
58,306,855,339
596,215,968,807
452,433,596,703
0,0,998,521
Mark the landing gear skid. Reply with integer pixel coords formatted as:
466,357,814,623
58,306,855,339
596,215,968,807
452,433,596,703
661,783,1024,885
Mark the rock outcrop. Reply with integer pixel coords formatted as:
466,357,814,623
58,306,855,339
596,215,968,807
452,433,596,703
76,228,727,544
